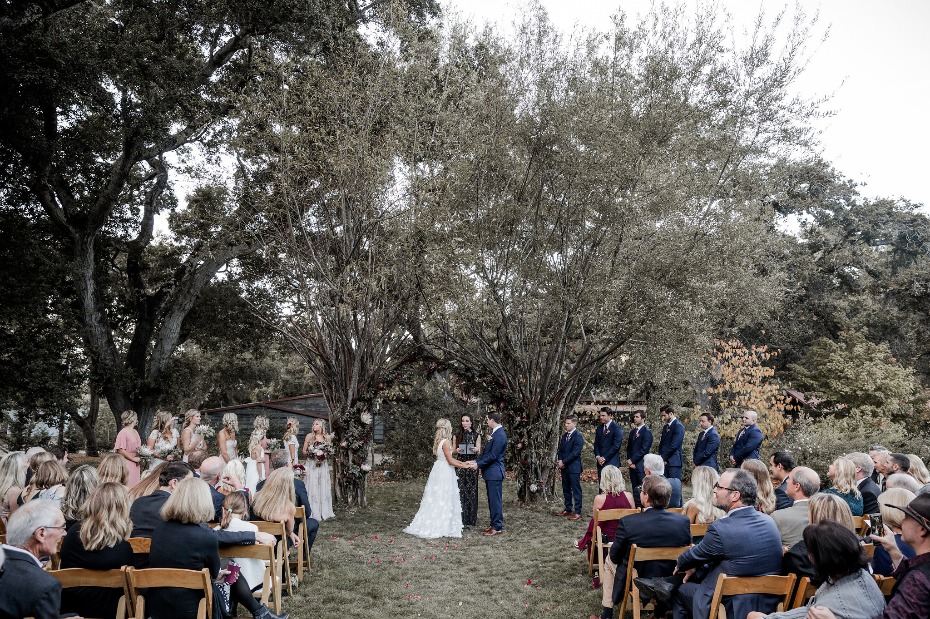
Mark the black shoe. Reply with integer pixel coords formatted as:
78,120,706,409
253,605,289,619
634,575,681,603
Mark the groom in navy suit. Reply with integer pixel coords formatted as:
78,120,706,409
469,412,508,536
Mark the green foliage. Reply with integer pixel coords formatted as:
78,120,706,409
768,410,929,478
790,329,924,422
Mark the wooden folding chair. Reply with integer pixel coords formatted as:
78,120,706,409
707,573,797,619
126,566,213,619
863,543,876,560
666,508,684,514
290,506,309,579
873,575,896,598
617,544,692,619
128,537,152,553
853,516,870,537
251,520,293,596
690,523,709,540
789,576,816,609
587,508,640,576
219,543,278,614
49,566,131,619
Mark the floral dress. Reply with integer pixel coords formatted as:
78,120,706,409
304,440,335,520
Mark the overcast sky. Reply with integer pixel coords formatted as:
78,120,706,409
447,0,930,209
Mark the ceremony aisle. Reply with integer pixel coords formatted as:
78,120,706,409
286,476,601,618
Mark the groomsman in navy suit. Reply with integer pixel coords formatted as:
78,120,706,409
658,404,685,482
626,410,653,507
692,412,720,471
469,412,508,536
556,414,585,519
729,409,764,466
594,407,624,487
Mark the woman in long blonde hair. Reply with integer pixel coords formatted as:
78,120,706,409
180,409,206,463
741,459,776,514
302,417,335,520
244,427,266,495
61,464,99,528
252,467,300,547
683,466,724,524
906,454,930,485
283,417,300,466
146,410,179,469
0,451,27,522
218,412,238,463
404,418,470,539
97,452,129,486
59,482,134,619
825,456,864,516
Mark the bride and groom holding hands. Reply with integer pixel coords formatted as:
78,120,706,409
404,412,507,539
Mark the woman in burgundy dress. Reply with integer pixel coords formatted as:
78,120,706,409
576,465,635,559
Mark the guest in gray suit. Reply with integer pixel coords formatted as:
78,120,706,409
771,467,820,547
671,468,784,619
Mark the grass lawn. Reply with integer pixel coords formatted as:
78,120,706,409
283,477,609,619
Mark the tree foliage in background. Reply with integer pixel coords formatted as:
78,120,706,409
789,329,925,423
697,339,791,440
413,4,821,502
0,0,437,435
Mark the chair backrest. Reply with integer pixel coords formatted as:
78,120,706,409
690,523,709,539
666,507,684,514
126,566,212,619
789,576,816,609
294,505,306,521
128,537,151,553
218,543,275,562
50,567,130,619
708,573,797,619
250,520,289,538
594,507,640,528
862,543,876,560
629,543,692,563
853,516,870,537
873,575,896,597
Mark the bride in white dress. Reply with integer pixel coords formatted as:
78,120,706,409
404,418,470,539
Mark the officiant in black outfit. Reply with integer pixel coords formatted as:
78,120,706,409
453,414,482,526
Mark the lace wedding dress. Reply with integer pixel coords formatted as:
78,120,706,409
404,439,463,539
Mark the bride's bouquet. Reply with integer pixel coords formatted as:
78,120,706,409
193,423,215,439
156,446,183,462
312,442,334,466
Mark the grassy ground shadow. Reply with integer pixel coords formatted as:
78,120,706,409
281,477,608,618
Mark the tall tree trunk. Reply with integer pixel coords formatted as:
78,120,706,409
330,402,374,507
68,393,100,456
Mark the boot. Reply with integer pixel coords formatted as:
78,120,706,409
633,574,684,603
253,605,289,619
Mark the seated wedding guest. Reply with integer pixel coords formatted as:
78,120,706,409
215,492,266,597
61,464,99,530
742,458,776,514
251,467,300,548
129,461,193,538
772,466,820,547
0,499,66,619
219,459,248,497
200,455,250,522
782,493,856,583
682,466,724,525
23,447,49,484
643,453,681,508
258,449,318,554
0,451,27,523
148,477,287,619
97,452,130,486
59,482,134,619
18,459,68,508
847,451,882,516
749,521,885,619
824,456,864,516
575,465,634,567
872,488,918,577
128,461,169,500
886,473,922,494
906,455,930,485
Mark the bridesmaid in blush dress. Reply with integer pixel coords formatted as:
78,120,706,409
114,410,143,487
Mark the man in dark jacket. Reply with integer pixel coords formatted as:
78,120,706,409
0,500,66,619
658,405,685,482
556,415,585,519
594,475,691,619
848,451,883,516
626,411,653,507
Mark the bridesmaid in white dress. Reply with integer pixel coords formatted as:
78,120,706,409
243,428,265,496
404,419,469,539
180,409,206,463
283,417,300,466
146,411,180,470
302,418,336,520
218,412,238,463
